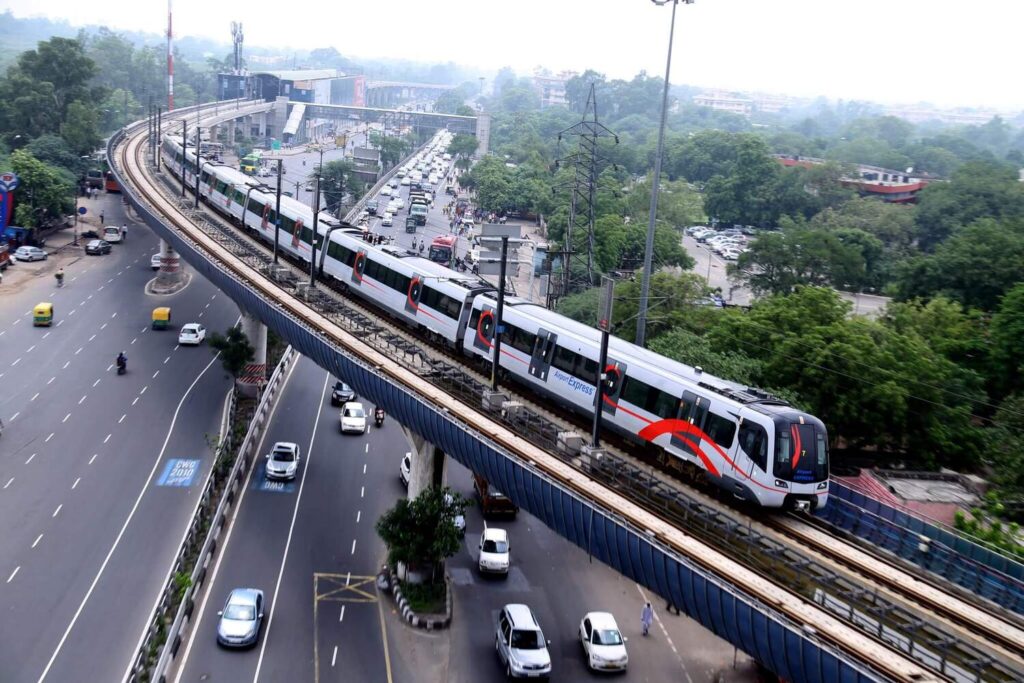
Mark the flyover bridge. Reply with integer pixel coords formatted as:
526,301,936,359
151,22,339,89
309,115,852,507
110,103,1021,683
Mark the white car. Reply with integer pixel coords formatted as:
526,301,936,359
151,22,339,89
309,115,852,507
478,527,510,575
399,453,411,488
389,179,400,189
720,248,741,261
400,177,411,186
103,226,123,244
579,612,628,672
265,441,300,481
14,246,47,261
178,323,206,345
381,213,393,227
391,197,405,209
339,401,367,434
150,253,162,270
380,185,392,197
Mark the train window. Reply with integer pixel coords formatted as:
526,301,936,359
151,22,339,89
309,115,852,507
200,169,212,184
469,308,482,330
509,326,534,355
705,412,736,449
738,422,768,471
620,376,651,410
280,215,295,238
246,197,263,215
579,357,598,381
553,346,578,375
364,259,382,281
233,189,247,206
651,390,677,419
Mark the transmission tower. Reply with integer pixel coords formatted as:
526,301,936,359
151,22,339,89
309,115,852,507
552,84,617,305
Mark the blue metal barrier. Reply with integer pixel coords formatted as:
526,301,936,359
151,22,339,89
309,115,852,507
818,482,1024,615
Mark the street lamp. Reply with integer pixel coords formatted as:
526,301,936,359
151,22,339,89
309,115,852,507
635,0,693,348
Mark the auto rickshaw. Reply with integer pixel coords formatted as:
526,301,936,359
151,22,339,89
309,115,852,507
152,306,171,330
33,302,53,326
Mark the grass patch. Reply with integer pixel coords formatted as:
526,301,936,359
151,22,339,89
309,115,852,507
400,580,446,614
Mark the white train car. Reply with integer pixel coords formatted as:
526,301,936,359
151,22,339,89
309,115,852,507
462,295,829,510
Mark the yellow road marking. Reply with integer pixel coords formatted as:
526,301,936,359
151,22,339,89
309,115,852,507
313,572,391,682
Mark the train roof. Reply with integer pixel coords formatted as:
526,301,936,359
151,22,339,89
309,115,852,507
492,296,786,409
356,243,493,291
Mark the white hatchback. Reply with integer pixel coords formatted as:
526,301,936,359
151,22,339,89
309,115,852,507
178,323,206,345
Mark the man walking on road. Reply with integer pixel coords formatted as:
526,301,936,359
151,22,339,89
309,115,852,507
641,602,654,636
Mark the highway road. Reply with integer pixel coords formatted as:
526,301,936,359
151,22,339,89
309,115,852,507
0,193,238,682
173,355,405,683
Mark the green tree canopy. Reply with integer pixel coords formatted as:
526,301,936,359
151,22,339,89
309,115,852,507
989,283,1024,399
375,486,466,579
208,325,255,378
10,148,73,227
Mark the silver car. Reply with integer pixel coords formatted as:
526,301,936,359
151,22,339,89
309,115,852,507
216,588,264,647
14,246,47,262
265,441,300,481
495,604,552,679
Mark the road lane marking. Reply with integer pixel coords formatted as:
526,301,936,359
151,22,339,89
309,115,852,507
11,357,20,367
152,371,159,379
93,379,100,387
356,510,361,523
363,463,367,474
339,605,346,622
174,344,179,351
72,478,80,490
360,486,365,498
107,278,113,284
62,361,69,369
332,646,338,667
69,309,76,316
88,334,96,342
140,327,147,333
56,320,64,327
164,356,170,364
7,567,19,583
79,395,87,404
98,285,104,291
45,433,54,443
62,413,70,423
118,414,126,424
9,412,18,421
25,454,36,465
100,323,107,330
32,534,43,549
88,454,98,465
132,397,139,406
107,365,113,372
31,392,39,402
42,332,50,339
47,377,55,385
131,337,137,345
351,539,357,555
26,345,35,353
103,434,111,444
252,372,331,683
140,386,147,394
111,312,117,318
167,351,295,683
52,504,62,518
3,478,12,489
42,352,224,683
365,443,369,453
75,347,82,355
346,572,350,586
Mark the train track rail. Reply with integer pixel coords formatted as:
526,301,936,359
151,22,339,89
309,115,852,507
118,112,1009,682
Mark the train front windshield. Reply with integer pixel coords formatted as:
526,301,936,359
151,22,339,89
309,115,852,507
773,420,828,483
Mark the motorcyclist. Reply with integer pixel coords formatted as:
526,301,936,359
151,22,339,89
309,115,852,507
116,351,127,370
374,406,385,426
55,268,65,287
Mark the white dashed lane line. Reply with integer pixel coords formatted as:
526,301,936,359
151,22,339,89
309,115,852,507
52,504,62,518
47,377,55,385
79,395,87,405
72,478,80,490
25,454,35,465
88,454,98,465
7,567,19,583
3,478,13,489
62,414,70,423
350,540,357,555
355,510,361,523
32,534,43,549
31,393,39,402
26,345,35,353
45,433,54,443
11,357,20,367
93,379,100,387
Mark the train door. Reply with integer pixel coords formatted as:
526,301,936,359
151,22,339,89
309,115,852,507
671,390,708,453
597,361,627,415
528,329,556,381
351,249,367,285
472,304,496,353
405,276,422,315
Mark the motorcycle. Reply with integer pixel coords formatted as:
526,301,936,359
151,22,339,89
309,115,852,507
116,355,127,375
374,408,385,428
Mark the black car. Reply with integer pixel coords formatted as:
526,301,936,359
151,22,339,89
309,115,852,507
81,229,100,239
366,199,378,215
330,381,356,406
85,239,112,255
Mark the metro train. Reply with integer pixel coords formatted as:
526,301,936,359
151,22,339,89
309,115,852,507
161,134,830,510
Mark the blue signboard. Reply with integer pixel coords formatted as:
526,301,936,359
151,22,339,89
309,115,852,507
0,171,19,233
157,459,201,487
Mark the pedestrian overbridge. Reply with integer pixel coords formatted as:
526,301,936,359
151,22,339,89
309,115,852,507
108,104,928,683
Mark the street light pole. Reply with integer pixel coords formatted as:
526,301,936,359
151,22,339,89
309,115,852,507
274,159,282,263
181,120,188,197
490,235,509,392
310,173,321,288
636,0,690,348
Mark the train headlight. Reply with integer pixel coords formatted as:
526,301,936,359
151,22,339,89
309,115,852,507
774,479,789,489
817,481,828,490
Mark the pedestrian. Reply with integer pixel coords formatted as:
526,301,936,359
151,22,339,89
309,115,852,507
641,602,654,636
99,211,105,225
121,224,127,241
665,598,680,615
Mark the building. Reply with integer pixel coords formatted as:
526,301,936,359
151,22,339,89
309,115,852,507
774,155,931,203
693,91,753,116
532,69,576,109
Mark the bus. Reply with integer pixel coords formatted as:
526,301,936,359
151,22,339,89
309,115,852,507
428,234,457,266
85,169,104,189
240,150,263,175
104,170,120,193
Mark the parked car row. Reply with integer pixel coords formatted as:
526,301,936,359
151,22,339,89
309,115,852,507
686,225,752,261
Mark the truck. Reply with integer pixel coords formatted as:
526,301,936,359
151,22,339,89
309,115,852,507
410,203,428,226
473,473,518,518
405,216,418,233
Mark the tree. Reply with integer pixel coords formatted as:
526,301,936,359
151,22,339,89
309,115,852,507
15,37,101,119
24,134,85,176
895,218,1024,310
61,100,101,155
369,131,410,169
702,135,781,228
498,82,540,113
317,159,358,216
988,394,1024,495
375,486,466,582
10,149,73,227
208,325,255,378
447,133,477,168
989,283,1024,398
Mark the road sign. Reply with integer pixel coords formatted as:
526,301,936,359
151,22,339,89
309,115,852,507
78,206,88,215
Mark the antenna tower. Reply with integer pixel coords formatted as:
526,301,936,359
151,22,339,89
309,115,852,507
551,84,617,306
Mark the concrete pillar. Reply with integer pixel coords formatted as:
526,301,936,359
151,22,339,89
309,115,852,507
240,310,268,372
151,238,185,293
401,426,446,501
228,123,236,145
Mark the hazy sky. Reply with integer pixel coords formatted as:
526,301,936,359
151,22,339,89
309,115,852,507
3,0,1019,109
